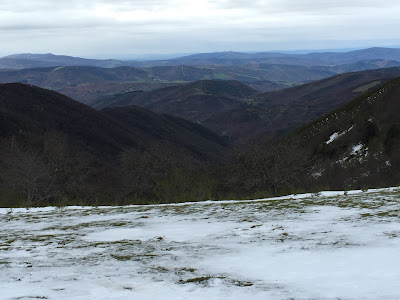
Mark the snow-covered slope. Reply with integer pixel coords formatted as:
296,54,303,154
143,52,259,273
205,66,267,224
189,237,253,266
1,188,400,299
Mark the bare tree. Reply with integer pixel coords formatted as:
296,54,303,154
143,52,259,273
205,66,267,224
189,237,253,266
119,142,195,200
221,137,309,196
0,136,57,204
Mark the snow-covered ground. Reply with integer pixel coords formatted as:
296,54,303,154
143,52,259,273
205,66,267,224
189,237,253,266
1,188,400,300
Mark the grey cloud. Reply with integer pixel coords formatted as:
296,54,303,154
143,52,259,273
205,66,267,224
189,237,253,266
211,0,399,12
0,0,399,57
0,0,167,12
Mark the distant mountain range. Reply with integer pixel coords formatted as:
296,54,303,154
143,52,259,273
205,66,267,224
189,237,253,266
2,47,400,69
0,53,135,69
1,58,400,104
2,56,400,141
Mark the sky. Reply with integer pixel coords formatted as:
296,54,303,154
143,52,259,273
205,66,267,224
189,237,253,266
1,0,400,58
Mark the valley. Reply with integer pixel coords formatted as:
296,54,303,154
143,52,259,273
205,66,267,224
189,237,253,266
1,47,400,206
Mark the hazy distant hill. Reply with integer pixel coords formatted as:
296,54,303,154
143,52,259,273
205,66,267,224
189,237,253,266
304,47,400,65
133,47,400,67
2,47,400,69
2,60,400,104
0,66,176,103
0,53,137,69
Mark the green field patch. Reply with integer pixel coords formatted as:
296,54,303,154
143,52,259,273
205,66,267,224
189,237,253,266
214,73,231,80
193,88,211,96
229,72,261,80
353,81,382,93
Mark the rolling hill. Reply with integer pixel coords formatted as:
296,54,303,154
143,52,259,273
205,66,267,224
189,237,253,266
2,47,400,69
0,83,230,205
93,68,400,140
218,76,400,197
0,66,179,104
1,57,400,105
252,67,400,138
92,80,258,123
289,75,400,189
304,47,400,65
148,47,400,67
0,83,227,161
0,53,137,69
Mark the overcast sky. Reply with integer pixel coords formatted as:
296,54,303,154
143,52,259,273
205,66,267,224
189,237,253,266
1,0,400,58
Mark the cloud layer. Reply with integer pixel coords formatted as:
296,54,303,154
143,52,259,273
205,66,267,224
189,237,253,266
1,0,400,57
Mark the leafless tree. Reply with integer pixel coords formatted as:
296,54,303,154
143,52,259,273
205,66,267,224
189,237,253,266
119,142,195,200
222,137,309,196
0,136,57,204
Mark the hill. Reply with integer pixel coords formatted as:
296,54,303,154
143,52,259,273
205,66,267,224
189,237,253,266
289,76,400,189
0,83,227,160
0,66,179,104
254,67,400,138
2,47,400,69
0,53,137,69
94,68,400,140
0,83,228,205
155,47,400,67
93,80,258,123
0,64,334,103
217,76,400,197
305,47,400,65
2,60,400,105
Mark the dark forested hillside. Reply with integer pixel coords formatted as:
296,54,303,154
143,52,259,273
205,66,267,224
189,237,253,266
218,76,400,197
94,68,400,140
253,67,400,138
292,76,400,189
93,80,257,123
0,83,228,206
2,71,400,207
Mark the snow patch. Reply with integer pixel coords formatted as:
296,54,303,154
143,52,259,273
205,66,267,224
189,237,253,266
337,143,368,165
351,143,364,155
325,126,354,144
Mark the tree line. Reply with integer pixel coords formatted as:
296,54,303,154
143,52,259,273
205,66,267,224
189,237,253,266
0,129,319,207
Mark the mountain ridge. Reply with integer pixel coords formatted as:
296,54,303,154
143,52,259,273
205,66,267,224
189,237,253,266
92,68,400,140
2,47,400,69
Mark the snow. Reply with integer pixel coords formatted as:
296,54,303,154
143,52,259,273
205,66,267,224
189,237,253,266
351,143,364,155
1,187,400,299
325,132,339,144
336,143,368,164
325,126,354,144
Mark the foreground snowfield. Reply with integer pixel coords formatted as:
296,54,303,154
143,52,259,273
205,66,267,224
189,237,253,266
1,188,400,300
